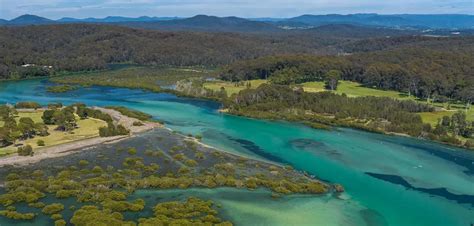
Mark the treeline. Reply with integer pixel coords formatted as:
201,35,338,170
219,43,474,103
228,84,433,135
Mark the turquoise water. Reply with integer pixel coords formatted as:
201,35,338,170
0,79,473,226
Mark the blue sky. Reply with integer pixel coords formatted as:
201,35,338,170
0,0,472,19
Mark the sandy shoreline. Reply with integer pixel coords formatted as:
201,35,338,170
0,107,162,167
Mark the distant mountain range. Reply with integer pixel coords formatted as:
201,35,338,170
121,15,280,32
57,16,179,23
283,14,474,29
1,13,473,31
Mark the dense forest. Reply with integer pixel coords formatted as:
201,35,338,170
0,24,359,80
219,36,474,103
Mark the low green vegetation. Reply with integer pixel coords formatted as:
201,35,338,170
0,129,329,224
99,122,129,137
50,66,211,92
203,79,267,96
301,81,410,99
105,106,152,121
14,102,42,109
46,85,78,93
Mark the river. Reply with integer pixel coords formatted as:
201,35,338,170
0,79,473,226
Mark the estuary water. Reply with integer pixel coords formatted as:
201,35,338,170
0,79,473,226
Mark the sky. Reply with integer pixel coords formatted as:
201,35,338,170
0,0,472,20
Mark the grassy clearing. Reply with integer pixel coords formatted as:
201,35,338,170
0,111,107,155
203,79,267,96
417,111,457,126
301,81,412,99
299,80,473,124
300,82,326,93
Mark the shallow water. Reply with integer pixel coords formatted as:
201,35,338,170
0,79,473,226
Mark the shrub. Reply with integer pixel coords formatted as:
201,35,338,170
105,106,152,121
37,140,45,146
132,121,144,126
51,213,62,220
55,219,67,226
15,102,41,109
127,148,137,155
47,103,63,109
99,123,129,137
0,210,35,220
42,203,64,215
78,160,89,167
17,145,33,156
47,85,77,93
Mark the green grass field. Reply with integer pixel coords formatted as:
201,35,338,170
0,111,107,156
301,81,413,99
299,80,473,125
204,79,267,96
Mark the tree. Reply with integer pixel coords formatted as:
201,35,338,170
458,88,474,111
42,110,56,125
324,70,342,91
52,110,76,131
34,123,49,136
0,105,17,120
18,117,36,139
269,67,300,85
0,117,21,146
17,145,33,156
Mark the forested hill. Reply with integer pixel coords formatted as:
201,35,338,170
0,24,334,79
0,23,421,80
219,36,474,102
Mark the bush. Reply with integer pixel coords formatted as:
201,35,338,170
15,102,41,109
105,106,152,121
47,85,77,93
47,103,63,109
42,203,64,215
51,213,62,220
78,160,89,167
17,145,33,156
127,148,137,155
37,140,45,146
99,123,129,137
55,219,67,226
132,121,144,126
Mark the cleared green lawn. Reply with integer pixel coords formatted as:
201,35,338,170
299,80,473,125
301,81,413,99
0,111,107,156
204,79,267,96
300,82,326,93
417,111,457,126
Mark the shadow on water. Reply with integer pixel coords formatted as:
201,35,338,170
366,172,474,206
